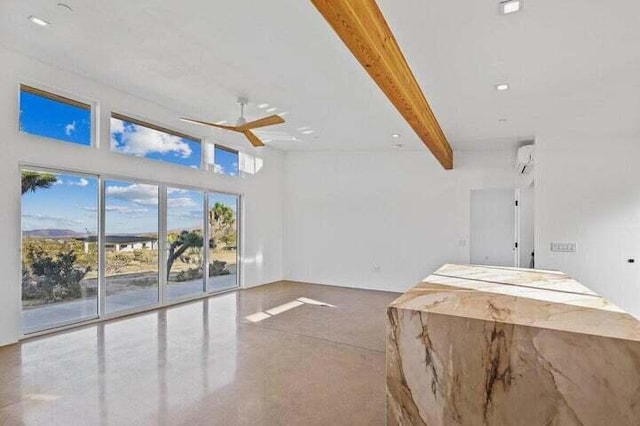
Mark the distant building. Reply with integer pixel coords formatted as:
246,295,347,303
76,236,158,253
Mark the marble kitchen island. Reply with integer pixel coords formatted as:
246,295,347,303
386,264,640,426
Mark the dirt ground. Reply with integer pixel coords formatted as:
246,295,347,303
82,249,237,296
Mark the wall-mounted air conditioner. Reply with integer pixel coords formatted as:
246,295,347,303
516,145,535,174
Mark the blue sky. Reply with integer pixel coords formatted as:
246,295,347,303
20,91,91,145
213,146,239,176
104,180,159,234
22,172,98,233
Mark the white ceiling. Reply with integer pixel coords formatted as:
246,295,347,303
1,0,639,153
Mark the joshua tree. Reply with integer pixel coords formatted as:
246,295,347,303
208,202,235,248
167,230,203,280
21,170,57,195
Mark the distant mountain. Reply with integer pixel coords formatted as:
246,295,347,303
23,229,85,239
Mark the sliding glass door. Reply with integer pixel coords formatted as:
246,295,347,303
21,169,99,333
21,169,240,334
167,188,205,300
104,180,159,314
207,192,239,292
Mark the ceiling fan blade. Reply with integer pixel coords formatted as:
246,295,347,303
243,130,265,147
238,115,285,131
180,117,240,132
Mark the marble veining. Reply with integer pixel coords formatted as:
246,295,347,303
386,264,640,426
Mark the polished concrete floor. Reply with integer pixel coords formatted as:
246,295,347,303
0,281,399,426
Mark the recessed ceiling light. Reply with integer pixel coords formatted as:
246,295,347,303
391,133,400,138
498,118,508,123
265,107,277,113
495,83,510,91
297,126,311,131
392,143,403,149
28,16,50,26
301,130,314,134
257,103,269,109
499,0,522,14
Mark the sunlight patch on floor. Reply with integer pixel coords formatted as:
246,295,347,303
244,297,336,323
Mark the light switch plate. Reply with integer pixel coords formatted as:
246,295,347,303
550,242,576,252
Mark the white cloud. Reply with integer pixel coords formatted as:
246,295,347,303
167,197,197,208
110,118,192,158
168,210,203,220
110,117,125,134
167,188,187,194
83,205,148,214
106,183,158,206
213,164,225,174
68,178,89,187
64,121,76,136
22,213,81,229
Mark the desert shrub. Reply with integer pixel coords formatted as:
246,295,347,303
106,252,129,274
179,247,203,266
220,231,237,249
24,248,89,303
209,260,230,277
132,249,145,262
175,267,202,282
23,239,96,269
133,249,156,264
22,262,37,299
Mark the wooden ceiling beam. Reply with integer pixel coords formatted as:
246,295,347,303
311,0,453,169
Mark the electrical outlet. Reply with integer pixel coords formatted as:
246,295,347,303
550,242,576,252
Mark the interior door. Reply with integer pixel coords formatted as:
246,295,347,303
470,189,516,267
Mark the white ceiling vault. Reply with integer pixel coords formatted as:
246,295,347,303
1,0,639,153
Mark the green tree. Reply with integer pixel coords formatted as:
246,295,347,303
167,230,203,279
209,202,235,248
21,170,57,195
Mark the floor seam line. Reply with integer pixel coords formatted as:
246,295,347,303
0,399,23,410
241,322,384,354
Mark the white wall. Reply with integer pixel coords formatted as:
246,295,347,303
0,47,284,346
283,149,518,292
535,135,640,317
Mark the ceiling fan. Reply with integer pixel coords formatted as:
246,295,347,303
180,97,285,147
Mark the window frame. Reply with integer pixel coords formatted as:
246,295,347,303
19,165,101,333
19,163,242,337
18,83,97,148
210,144,240,177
